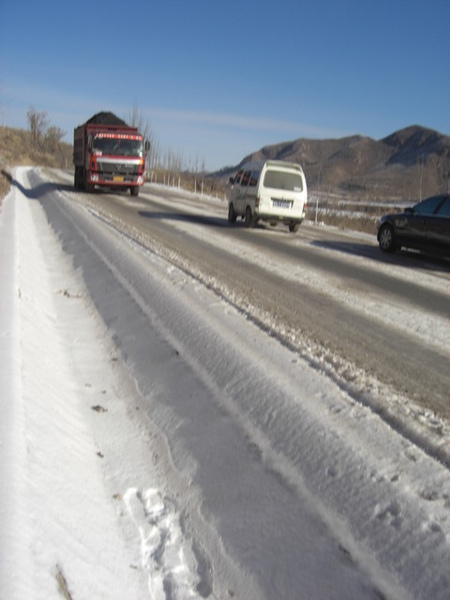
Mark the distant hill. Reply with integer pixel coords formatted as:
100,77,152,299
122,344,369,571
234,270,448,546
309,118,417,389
218,125,450,201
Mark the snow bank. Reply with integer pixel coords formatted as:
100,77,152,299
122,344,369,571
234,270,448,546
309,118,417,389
0,169,150,598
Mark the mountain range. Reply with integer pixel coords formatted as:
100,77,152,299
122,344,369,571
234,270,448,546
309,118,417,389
220,125,450,201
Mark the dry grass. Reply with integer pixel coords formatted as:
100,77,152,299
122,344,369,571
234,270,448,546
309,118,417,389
55,564,73,600
0,126,72,200
313,205,386,234
0,168,11,200
320,213,378,235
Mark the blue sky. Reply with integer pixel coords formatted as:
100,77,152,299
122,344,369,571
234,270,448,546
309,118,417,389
1,0,449,170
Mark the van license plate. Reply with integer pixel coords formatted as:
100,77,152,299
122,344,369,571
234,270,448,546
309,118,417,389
272,199,292,208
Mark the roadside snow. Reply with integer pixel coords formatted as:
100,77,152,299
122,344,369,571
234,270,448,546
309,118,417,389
1,167,450,599
0,169,150,598
0,168,257,599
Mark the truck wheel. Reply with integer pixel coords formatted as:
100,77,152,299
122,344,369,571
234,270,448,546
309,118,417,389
74,167,82,190
130,186,139,197
289,222,300,233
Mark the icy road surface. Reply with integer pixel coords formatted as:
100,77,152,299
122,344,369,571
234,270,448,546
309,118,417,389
0,167,449,599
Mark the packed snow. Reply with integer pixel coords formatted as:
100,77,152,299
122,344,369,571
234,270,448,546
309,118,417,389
1,167,449,599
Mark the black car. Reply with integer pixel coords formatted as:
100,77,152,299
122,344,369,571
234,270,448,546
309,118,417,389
377,194,450,256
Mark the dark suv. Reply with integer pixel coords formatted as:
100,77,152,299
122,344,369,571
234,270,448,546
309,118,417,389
377,195,450,256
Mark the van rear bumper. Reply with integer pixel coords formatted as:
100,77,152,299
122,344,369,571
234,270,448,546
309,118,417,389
256,210,306,223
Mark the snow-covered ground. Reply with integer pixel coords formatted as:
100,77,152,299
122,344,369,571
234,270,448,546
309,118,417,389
1,167,449,599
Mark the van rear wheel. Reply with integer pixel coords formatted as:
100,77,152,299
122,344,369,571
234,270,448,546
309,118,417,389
228,202,237,223
245,206,255,228
289,222,300,233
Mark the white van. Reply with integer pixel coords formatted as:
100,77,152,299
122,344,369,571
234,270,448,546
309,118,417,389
228,160,307,232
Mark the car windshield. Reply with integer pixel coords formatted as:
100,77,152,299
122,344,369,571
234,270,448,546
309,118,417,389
263,169,303,192
413,196,443,215
437,198,450,216
93,137,144,157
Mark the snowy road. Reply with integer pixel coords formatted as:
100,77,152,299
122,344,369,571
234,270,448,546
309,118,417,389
1,167,449,599
51,168,450,425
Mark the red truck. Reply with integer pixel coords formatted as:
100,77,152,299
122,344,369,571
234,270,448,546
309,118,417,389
73,112,149,196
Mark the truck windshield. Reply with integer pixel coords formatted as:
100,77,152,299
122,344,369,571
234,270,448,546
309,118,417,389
263,169,303,192
93,137,144,157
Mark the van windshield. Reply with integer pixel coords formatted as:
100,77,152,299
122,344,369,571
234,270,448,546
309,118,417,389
263,169,303,192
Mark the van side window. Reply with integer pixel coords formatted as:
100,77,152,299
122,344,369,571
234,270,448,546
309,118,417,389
249,170,260,186
241,170,252,186
234,170,243,185
233,169,244,185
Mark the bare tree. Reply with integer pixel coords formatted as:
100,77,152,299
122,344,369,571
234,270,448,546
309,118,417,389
126,101,155,145
438,152,450,193
416,152,425,201
126,101,158,168
27,106,49,148
44,126,66,153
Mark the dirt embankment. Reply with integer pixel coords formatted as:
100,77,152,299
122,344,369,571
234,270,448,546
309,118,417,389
0,126,72,200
